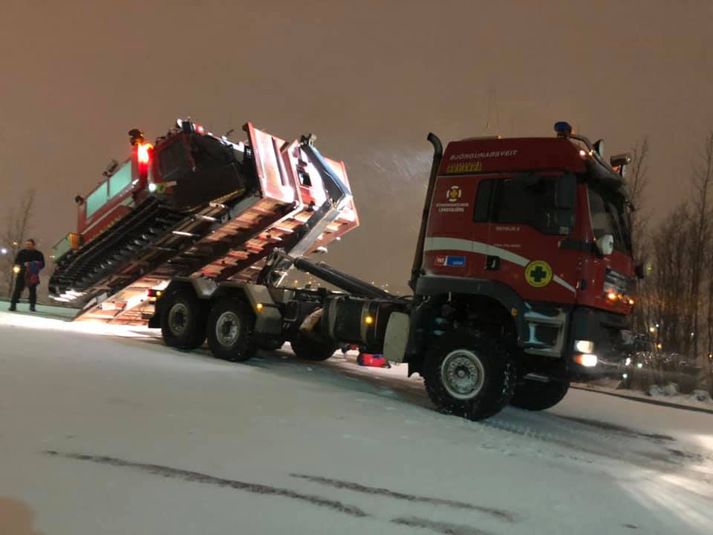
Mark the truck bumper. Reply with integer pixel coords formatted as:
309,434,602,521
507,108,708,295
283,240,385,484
567,307,631,379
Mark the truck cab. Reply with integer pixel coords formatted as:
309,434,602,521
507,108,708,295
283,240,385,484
399,122,638,419
422,130,635,357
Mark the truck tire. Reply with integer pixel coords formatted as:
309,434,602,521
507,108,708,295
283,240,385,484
510,377,569,411
423,329,516,421
291,333,338,361
206,298,256,362
160,289,207,350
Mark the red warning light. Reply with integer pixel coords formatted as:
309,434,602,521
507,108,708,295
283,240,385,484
137,143,153,164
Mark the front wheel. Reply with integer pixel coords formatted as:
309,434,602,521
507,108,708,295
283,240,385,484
206,299,256,362
423,329,516,421
510,377,569,411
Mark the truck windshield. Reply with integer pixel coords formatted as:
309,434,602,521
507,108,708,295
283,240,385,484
587,185,632,253
475,174,575,235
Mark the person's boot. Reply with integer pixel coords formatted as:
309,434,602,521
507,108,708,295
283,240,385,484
9,304,16,312
29,305,36,312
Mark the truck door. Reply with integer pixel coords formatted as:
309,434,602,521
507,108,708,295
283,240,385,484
480,173,579,304
423,175,487,279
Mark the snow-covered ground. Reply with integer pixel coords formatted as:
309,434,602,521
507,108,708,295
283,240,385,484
1,311,712,535
573,382,713,413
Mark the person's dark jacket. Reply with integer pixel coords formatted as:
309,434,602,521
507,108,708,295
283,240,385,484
14,249,45,277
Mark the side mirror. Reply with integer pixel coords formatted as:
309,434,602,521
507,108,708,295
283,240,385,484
593,139,605,157
596,234,614,256
610,153,631,177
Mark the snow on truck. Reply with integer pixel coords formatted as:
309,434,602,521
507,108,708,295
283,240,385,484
51,120,638,421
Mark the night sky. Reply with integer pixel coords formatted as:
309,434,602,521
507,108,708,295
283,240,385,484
1,0,712,292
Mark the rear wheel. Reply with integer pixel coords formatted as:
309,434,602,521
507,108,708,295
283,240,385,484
423,329,516,421
291,332,338,361
510,377,569,411
206,298,256,362
160,289,207,350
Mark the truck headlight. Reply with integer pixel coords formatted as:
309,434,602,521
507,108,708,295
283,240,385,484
573,353,598,367
575,340,595,354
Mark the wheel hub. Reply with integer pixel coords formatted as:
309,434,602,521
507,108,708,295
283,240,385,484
168,303,189,335
216,311,240,347
440,349,486,400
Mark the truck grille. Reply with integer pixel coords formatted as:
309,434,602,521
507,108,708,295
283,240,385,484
605,268,634,295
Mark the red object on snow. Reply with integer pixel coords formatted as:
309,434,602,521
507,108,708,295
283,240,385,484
357,353,388,368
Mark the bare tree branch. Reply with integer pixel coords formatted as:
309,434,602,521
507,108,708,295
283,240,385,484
0,189,36,297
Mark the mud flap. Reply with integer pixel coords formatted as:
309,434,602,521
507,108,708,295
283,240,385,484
383,311,410,363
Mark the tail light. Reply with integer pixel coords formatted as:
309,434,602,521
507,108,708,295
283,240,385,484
137,143,153,180
137,143,153,165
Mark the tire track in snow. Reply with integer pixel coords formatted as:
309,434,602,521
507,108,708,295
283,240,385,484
290,473,516,522
391,516,493,535
480,410,712,474
44,451,368,518
552,414,675,443
570,385,713,415
45,450,518,532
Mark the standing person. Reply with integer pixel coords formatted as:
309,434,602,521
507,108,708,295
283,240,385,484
9,239,45,312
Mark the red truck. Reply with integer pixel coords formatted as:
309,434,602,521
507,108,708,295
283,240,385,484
397,121,638,418
151,121,638,420
51,118,637,420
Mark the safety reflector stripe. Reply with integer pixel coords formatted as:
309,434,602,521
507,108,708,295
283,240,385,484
424,237,575,293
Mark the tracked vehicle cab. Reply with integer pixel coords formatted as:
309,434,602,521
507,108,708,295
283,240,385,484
149,119,253,210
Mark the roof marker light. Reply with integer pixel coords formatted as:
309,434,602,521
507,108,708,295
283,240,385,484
554,121,573,137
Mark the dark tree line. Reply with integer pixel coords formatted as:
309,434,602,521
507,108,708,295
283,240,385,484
633,133,713,393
